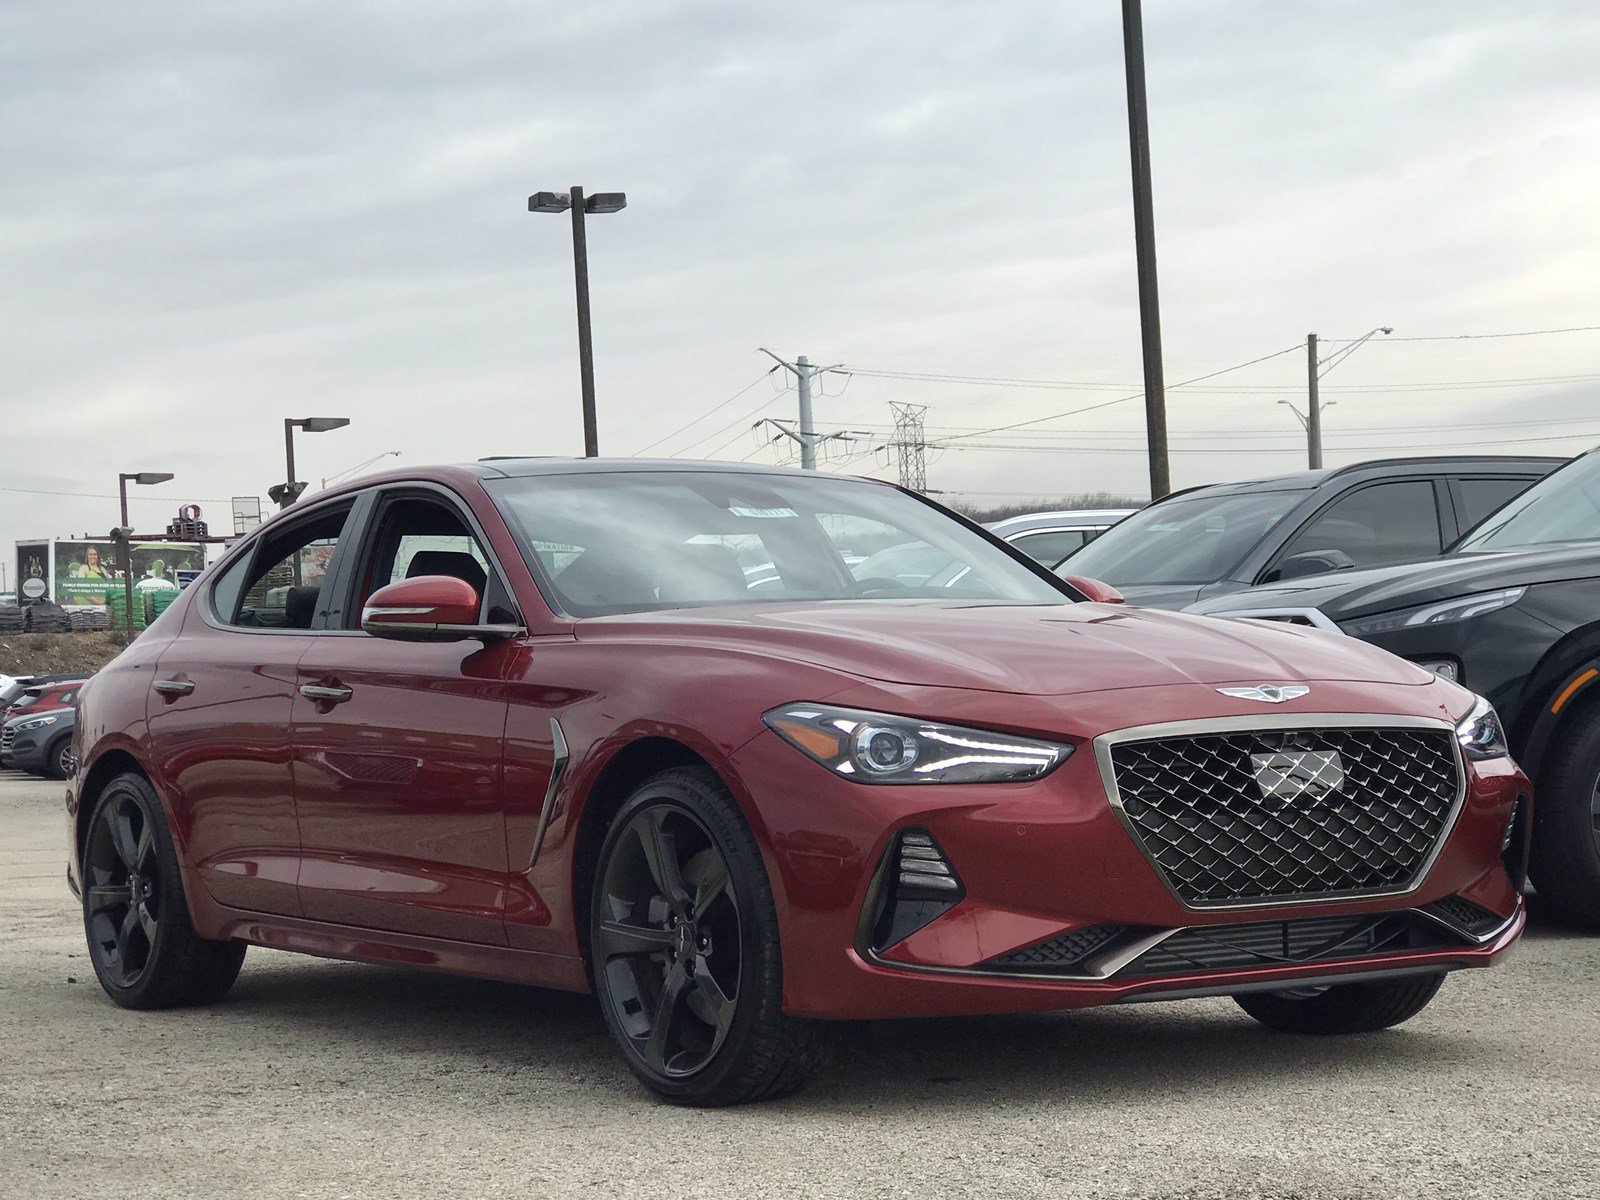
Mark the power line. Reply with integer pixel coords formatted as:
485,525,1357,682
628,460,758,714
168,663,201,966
844,368,1600,395
1326,324,1600,343
632,367,779,456
935,343,1305,443
937,429,1597,454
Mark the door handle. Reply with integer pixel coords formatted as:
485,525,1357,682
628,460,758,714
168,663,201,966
299,683,354,704
152,679,195,697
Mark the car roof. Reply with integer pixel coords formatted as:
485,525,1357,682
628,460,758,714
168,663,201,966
1146,455,1566,505
987,509,1138,534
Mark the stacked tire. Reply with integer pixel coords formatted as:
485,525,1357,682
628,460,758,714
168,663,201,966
0,604,23,633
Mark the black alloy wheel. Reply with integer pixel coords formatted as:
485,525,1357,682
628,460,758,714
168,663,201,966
595,803,741,1078
81,773,246,1008
589,767,820,1106
84,786,162,989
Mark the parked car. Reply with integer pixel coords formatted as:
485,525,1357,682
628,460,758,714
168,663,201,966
1,678,84,727
985,508,1136,569
1188,446,1600,927
1056,456,1560,609
69,460,1525,1105
4,702,77,778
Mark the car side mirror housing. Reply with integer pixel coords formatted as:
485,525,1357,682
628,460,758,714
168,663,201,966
1059,575,1125,604
1275,548,1356,581
362,576,522,643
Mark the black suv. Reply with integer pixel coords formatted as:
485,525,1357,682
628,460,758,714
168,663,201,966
1059,456,1560,608
1189,448,1600,926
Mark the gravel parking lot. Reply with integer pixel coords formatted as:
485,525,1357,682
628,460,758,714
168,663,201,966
1,770,1596,1199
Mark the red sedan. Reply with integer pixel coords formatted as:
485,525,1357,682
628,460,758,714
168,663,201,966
67,461,1527,1105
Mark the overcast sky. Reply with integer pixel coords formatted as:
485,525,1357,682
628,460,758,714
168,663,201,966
5,0,1600,572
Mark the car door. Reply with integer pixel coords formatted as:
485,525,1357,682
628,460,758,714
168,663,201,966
290,487,519,945
145,498,361,916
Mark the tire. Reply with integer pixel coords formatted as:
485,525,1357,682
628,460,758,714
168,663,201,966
1529,703,1600,929
1234,972,1446,1035
588,765,821,1106
43,735,74,781
81,772,246,1009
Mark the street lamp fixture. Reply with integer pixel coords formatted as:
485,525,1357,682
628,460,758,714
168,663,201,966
273,416,351,508
114,470,174,640
528,185,628,457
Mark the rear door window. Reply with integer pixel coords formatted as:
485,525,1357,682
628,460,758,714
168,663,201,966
1453,476,1536,536
1279,480,1443,569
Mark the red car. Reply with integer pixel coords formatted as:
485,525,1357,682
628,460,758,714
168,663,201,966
67,461,1528,1105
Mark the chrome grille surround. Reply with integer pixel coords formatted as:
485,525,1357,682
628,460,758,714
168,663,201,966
1094,714,1466,911
0,725,15,756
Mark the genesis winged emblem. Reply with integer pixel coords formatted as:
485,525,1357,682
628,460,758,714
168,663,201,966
1216,684,1310,704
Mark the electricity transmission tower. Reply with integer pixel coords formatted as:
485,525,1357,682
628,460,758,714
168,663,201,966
888,402,929,492
756,348,851,468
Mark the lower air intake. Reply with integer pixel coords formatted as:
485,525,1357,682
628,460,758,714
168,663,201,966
869,828,964,951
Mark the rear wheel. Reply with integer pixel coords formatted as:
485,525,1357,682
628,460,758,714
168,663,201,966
82,773,246,1008
1234,972,1446,1034
1529,704,1600,929
589,766,819,1106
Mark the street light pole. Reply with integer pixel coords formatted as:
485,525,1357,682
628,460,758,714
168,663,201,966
272,417,351,508
529,187,627,458
116,471,174,640
1121,0,1170,501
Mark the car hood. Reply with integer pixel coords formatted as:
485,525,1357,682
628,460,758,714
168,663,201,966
574,600,1433,695
1100,582,1207,610
1186,543,1600,623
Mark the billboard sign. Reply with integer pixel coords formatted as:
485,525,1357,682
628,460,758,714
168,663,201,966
12,540,206,607
16,542,48,603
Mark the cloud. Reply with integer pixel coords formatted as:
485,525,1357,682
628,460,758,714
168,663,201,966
2,0,1599,568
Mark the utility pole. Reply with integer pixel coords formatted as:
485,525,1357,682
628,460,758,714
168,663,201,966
1280,327,1391,469
1121,0,1170,500
888,402,929,493
756,349,850,468
1305,332,1322,469
795,355,817,469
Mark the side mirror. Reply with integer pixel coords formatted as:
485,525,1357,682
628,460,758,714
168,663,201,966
1276,548,1356,581
362,576,522,643
1060,575,1125,604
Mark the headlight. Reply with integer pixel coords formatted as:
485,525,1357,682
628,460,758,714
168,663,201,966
763,704,1070,784
1341,587,1525,637
1455,695,1509,761
13,715,59,732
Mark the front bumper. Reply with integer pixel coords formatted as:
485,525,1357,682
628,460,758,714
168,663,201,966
5,730,57,774
729,686,1529,1021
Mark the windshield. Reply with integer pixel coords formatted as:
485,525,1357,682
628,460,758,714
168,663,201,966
1455,453,1600,552
488,471,1070,616
1063,489,1307,586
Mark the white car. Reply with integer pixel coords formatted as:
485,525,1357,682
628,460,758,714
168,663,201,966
985,508,1136,569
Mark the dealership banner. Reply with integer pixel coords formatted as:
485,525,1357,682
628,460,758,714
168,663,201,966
13,539,206,606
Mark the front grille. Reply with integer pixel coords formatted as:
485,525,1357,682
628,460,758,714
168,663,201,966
1120,912,1460,978
1107,725,1461,906
0,726,15,755
985,924,1126,972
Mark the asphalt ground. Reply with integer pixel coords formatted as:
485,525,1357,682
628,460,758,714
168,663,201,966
2,769,1596,1199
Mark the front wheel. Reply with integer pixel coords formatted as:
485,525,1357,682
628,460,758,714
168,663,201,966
82,772,247,1009
589,766,820,1106
1234,972,1446,1035
1529,703,1600,928
44,735,75,781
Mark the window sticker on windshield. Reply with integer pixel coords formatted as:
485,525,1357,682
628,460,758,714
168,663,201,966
729,505,798,519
